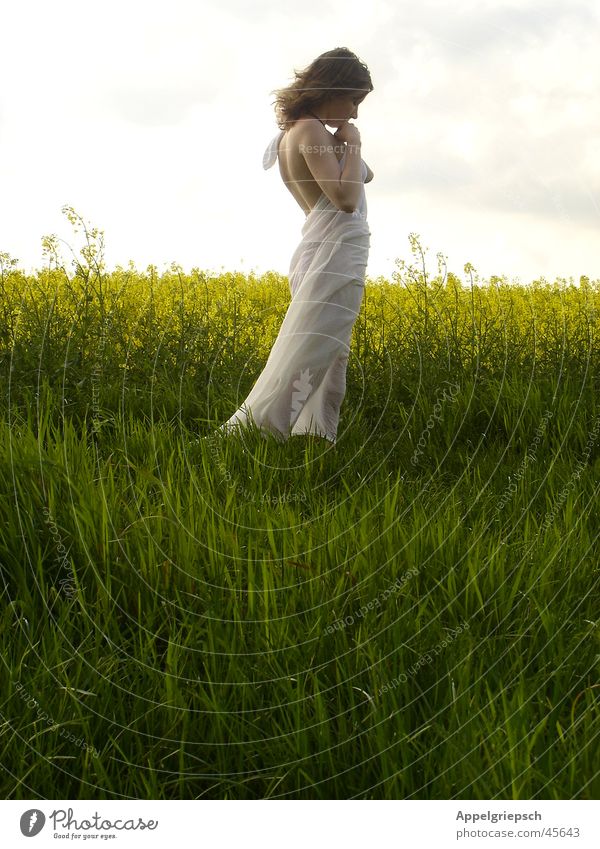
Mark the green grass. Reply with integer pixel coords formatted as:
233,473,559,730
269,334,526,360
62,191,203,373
1,373,598,799
0,219,598,798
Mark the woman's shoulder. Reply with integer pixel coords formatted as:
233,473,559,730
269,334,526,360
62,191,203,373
289,116,329,141
289,118,344,158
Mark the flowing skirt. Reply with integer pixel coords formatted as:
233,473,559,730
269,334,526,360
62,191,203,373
216,203,370,444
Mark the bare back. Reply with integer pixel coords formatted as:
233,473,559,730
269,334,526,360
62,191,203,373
276,119,346,216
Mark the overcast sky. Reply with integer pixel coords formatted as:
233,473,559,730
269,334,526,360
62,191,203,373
0,0,598,285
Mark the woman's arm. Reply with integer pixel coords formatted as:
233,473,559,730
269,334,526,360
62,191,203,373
299,120,361,213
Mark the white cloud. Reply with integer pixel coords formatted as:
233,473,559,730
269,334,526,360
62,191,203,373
0,0,597,285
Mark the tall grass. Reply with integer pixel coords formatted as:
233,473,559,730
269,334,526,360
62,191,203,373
0,207,598,799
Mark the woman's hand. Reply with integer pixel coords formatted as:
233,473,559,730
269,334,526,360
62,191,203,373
333,121,361,148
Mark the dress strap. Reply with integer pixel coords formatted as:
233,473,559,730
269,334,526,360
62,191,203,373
263,130,285,170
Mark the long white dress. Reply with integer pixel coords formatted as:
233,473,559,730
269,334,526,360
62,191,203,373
216,129,371,444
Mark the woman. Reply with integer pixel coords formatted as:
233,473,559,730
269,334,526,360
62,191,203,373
215,47,373,445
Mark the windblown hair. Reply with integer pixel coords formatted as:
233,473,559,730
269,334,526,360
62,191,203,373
270,47,373,130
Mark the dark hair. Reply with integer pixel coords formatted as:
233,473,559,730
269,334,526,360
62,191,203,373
270,47,373,130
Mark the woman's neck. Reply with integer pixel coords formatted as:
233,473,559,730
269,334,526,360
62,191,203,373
307,110,327,126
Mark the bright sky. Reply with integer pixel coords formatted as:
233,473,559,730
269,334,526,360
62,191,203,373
1,0,598,285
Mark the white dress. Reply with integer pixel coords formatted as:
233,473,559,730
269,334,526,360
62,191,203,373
216,129,371,444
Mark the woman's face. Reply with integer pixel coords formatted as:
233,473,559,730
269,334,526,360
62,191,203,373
322,91,367,127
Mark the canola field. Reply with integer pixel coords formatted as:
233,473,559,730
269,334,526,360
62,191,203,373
0,210,598,799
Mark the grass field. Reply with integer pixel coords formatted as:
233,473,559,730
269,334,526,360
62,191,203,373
0,212,599,799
